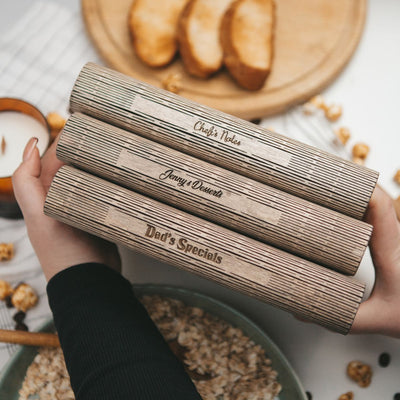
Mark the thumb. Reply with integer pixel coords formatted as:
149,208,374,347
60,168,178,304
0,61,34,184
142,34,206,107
365,186,400,274
351,186,400,336
12,137,46,220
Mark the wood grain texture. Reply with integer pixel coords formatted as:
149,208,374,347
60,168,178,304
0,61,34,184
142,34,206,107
69,63,378,219
44,165,366,334
0,330,60,348
58,113,372,275
81,0,366,119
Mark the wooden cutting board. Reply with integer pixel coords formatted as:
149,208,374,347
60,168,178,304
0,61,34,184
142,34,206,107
82,0,366,119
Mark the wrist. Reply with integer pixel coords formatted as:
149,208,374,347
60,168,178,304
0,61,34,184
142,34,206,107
27,223,121,280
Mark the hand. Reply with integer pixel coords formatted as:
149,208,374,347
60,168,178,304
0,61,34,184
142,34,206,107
12,136,121,281
351,185,400,338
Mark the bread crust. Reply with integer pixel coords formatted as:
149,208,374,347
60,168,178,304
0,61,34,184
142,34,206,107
129,0,188,67
221,0,275,90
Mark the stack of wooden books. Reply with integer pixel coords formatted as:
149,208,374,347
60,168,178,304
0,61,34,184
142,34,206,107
44,63,379,334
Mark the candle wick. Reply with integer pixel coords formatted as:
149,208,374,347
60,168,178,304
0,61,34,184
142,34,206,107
0,136,6,155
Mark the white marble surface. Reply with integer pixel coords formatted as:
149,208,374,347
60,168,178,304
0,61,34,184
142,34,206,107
1,1,400,399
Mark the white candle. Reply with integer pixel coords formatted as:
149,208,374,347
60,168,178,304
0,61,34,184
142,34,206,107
0,111,49,178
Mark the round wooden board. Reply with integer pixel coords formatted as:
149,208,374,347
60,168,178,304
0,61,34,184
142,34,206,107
81,0,366,119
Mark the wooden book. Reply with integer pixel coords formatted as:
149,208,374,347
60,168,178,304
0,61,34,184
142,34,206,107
44,165,366,334
58,113,372,275
69,63,378,220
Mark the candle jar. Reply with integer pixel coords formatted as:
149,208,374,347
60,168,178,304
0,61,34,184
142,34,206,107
0,98,50,219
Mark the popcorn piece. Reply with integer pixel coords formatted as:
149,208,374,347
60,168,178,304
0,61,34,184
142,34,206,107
338,392,354,400
11,283,38,312
352,143,370,160
46,112,66,132
309,95,326,110
325,104,342,121
0,243,14,261
302,102,317,115
352,157,365,165
394,170,400,185
0,136,5,155
334,127,351,145
347,360,373,387
162,73,182,94
0,280,13,300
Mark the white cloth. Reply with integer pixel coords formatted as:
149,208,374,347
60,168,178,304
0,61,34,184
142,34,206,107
0,1,101,371
0,1,101,116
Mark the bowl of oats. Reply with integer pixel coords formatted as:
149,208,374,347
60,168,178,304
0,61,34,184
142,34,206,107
0,284,307,400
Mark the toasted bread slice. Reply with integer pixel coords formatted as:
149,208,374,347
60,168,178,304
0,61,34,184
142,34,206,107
221,0,275,90
129,0,189,67
178,0,234,78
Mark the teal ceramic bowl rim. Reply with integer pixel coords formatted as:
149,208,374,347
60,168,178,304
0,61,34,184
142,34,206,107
0,283,307,400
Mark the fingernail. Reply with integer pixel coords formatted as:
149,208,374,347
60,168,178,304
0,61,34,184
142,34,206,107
23,137,38,162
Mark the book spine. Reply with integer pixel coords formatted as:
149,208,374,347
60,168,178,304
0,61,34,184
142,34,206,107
58,113,372,275
69,63,378,220
44,165,366,334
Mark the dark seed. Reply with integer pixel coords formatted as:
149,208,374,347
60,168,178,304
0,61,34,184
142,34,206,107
15,322,28,331
379,352,390,367
5,295,13,308
394,393,400,400
13,311,26,323
250,118,261,125
306,391,312,400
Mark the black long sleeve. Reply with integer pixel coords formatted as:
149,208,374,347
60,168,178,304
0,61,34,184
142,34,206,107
47,263,202,400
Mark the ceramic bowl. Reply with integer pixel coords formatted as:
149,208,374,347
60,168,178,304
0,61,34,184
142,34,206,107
0,284,307,399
